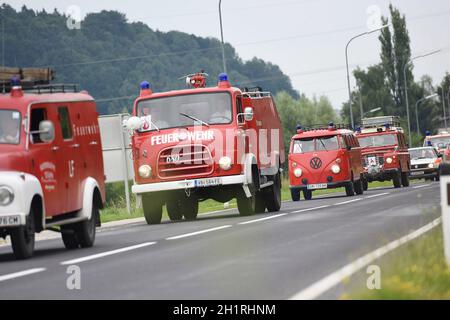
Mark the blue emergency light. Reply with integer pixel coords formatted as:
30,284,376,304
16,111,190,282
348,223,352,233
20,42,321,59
218,73,228,82
140,81,151,90
11,76,20,86
425,130,431,136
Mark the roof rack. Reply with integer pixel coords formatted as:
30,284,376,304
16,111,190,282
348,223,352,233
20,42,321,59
241,87,272,98
361,116,400,128
299,123,352,132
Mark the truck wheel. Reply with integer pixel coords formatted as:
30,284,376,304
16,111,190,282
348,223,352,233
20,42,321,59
10,209,35,259
291,189,300,202
183,196,199,221
237,187,257,216
362,179,368,191
166,201,184,221
76,204,98,248
393,170,402,188
303,189,312,200
345,182,355,196
142,194,163,225
61,228,79,249
354,178,364,195
401,171,410,187
265,172,281,212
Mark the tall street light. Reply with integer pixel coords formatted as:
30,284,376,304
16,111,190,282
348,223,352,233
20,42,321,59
403,49,441,147
443,87,448,129
218,0,227,74
415,93,438,137
362,107,382,118
345,24,390,129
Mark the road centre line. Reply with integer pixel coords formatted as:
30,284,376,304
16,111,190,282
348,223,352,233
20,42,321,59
60,242,156,265
0,268,47,282
166,225,232,240
289,217,442,300
334,198,362,206
238,213,288,225
291,205,331,214
413,184,431,189
365,192,389,199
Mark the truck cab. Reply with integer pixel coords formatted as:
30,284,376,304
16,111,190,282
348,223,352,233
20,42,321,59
0,68,105,259
423,132,450,156
355,116,410,189
125,72,285,224
288,124,364,201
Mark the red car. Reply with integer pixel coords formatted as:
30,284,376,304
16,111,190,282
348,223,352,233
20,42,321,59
0,68,105,259
289,124,364,201
125,72,285,224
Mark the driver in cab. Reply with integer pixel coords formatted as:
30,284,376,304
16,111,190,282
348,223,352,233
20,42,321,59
0,112,20,144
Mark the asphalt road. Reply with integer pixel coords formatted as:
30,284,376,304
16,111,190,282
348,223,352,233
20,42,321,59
0,182,440,299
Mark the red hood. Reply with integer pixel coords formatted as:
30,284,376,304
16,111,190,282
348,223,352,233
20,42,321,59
0,146,30,173
360,145,396,156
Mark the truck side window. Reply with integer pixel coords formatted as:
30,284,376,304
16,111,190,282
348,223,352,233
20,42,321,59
58,107,73,140
236,96,243,123
340,135,347,149
30,108,47,144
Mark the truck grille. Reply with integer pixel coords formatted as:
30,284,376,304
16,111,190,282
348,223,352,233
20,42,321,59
157,144,214,179
412,163,430,169
363,155,385,167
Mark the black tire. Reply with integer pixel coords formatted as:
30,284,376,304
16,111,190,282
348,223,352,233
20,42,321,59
76,205,98,248
393,170,402,188
237,187,257,216
291,189,300,202
354,178,364,195
61,226,79,249
166,201,184,221
303,189,313,200
401,171,410,187
10,210,35,259
182,196,199,221
362,179,368,191
142,194,163,225
345,182,355,196
265,172,282,212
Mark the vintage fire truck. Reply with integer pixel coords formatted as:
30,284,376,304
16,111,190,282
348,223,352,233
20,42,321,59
356,116,410,189
0,68,105,259
423,131,450,155
289,123,364,201
125,72,285,224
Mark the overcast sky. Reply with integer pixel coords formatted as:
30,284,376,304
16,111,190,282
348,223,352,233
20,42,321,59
7,0,450,109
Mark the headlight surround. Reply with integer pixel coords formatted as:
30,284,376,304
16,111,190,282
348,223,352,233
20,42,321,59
428,163,435,169
0,186,14,206
386,157,393,164
294,168,303,177
218,156,232,170
331,164,341,174
138,165,152,178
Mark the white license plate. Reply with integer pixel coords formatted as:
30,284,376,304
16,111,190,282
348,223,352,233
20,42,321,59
0,215,21,227
307,183,328,190
411,171,425,176
193,178,223,188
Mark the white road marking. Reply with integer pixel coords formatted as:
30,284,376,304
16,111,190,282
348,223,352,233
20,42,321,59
166,225,232,240
291,205,330,214
0,268,46,282
289,217,441,300
238,213,288,225
334,198,362,206
365,192,389,199
413,184,431,189
60,242,156,265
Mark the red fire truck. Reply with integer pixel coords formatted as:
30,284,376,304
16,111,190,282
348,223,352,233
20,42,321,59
356,116,410,189
125,72,285,224
289,124,364,201
423,131,450,155
0,68,105,259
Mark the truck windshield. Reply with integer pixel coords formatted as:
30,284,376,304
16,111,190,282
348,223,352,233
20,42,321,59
292,136,339,154
425,136,450,149
409,148,436,160
136,92,232,130
358,134,397,148
0,109,21,145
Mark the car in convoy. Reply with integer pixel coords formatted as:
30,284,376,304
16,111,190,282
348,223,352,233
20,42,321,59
288,123,364,201
0,68,105,259
408,147,442,181
423,131,450,155
124,72,285,224
356,116,410,189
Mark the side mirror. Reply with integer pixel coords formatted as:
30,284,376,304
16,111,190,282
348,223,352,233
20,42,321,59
124,116,142,131
244,107,254,122
39,120,55,143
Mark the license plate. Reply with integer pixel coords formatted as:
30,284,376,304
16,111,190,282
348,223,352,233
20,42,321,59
193,177,223,188
411,171,425,176
367,156,377,166
307,183,328,190
0,215,21,227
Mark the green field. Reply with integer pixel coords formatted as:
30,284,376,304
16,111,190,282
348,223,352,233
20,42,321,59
345,225,450,300
100,179,398,223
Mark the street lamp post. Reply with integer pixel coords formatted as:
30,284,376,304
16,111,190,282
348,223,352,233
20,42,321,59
345,24,389,129
415,93,438,137
218,0,227,74
362,107,382,118
403,49,441,147
443,88,448,130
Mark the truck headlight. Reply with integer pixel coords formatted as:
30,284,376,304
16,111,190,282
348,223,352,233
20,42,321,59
331,164,341,174
294,168,303,177
218,156,232,170
428,163,434,169
386,157,393,164
0,186,14,206
138,165,152,178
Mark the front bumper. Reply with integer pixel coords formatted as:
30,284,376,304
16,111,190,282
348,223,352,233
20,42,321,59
409,168,438,180
290,180,351,191
363,167,398,181
132,174,247,195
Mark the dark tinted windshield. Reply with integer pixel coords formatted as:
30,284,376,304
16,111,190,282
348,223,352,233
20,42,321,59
0,109,21,145
358,134,397,147
292,136,340,153
136,92,232,130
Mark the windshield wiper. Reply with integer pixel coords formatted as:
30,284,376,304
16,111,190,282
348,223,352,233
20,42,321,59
179,113,210,127
318,139,328,151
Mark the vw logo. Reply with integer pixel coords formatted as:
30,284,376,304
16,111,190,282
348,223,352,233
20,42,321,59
310,157,322,169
